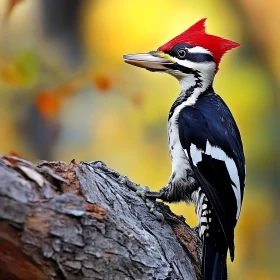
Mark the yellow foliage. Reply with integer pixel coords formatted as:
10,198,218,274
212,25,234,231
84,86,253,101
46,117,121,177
0,51,38,87
0,62,22,86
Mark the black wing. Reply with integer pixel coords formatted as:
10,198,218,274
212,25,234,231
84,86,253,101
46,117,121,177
178,93,245,260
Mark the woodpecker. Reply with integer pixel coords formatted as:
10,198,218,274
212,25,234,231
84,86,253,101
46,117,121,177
123,18,245,280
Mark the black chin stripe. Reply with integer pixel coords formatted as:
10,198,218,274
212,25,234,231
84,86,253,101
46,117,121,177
168,70,205,120
167,63,197,75
186,52,214,63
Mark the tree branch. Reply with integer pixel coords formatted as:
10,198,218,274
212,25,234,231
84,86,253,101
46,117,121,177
0,156,202,280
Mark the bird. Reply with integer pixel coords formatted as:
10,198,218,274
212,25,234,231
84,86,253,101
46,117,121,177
123,18,246,280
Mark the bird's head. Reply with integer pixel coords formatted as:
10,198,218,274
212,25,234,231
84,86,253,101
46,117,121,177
124,18,240,91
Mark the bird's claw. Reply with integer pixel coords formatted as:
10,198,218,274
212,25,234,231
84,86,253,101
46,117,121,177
120,176,164,222
154,211,164,222
136,185,150,200
146,199,164,222
119,176,138,191
137,185,164,222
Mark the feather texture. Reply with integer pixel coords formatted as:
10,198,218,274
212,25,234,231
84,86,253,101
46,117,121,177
178,87,245,263
158,18,240,71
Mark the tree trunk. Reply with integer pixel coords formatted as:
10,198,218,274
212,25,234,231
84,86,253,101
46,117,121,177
0,155,202,280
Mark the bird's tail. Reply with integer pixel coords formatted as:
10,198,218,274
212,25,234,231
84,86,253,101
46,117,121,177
202,237,227,280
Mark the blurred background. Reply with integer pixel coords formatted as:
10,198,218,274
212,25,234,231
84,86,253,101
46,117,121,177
0,0,279,279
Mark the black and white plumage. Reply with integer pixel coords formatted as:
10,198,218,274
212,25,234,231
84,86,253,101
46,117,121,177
124,18,245,280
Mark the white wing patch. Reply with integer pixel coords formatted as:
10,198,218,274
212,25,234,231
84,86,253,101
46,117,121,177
189,144,202,166
205,140,241,220
189,141,242,220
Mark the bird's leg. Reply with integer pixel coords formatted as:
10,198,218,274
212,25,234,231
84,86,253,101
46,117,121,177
145,184,190,225
119,176,164,221
136,186,165,221
136,183,176,223
136,187,164,200
145,184,174,203
137,183,172,202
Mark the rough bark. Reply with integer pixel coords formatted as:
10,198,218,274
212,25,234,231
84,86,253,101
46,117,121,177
0,155,202,280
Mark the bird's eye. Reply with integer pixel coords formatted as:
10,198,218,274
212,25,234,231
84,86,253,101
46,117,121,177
177,49,187,59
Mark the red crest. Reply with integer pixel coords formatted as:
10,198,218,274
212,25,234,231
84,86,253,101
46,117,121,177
158,18,240,71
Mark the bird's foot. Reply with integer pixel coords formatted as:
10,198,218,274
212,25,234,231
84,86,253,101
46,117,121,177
119,176,164,222
136,186,164,222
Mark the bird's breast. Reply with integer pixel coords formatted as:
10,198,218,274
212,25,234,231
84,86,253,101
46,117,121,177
168,115,192,181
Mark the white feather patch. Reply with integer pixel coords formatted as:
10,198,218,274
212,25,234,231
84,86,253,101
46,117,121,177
200,225,207,236
189,144,202,166
187,46,213,55
204,140,242,220
200,217,208,223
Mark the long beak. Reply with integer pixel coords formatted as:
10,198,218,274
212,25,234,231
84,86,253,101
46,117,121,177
123,51,175,71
